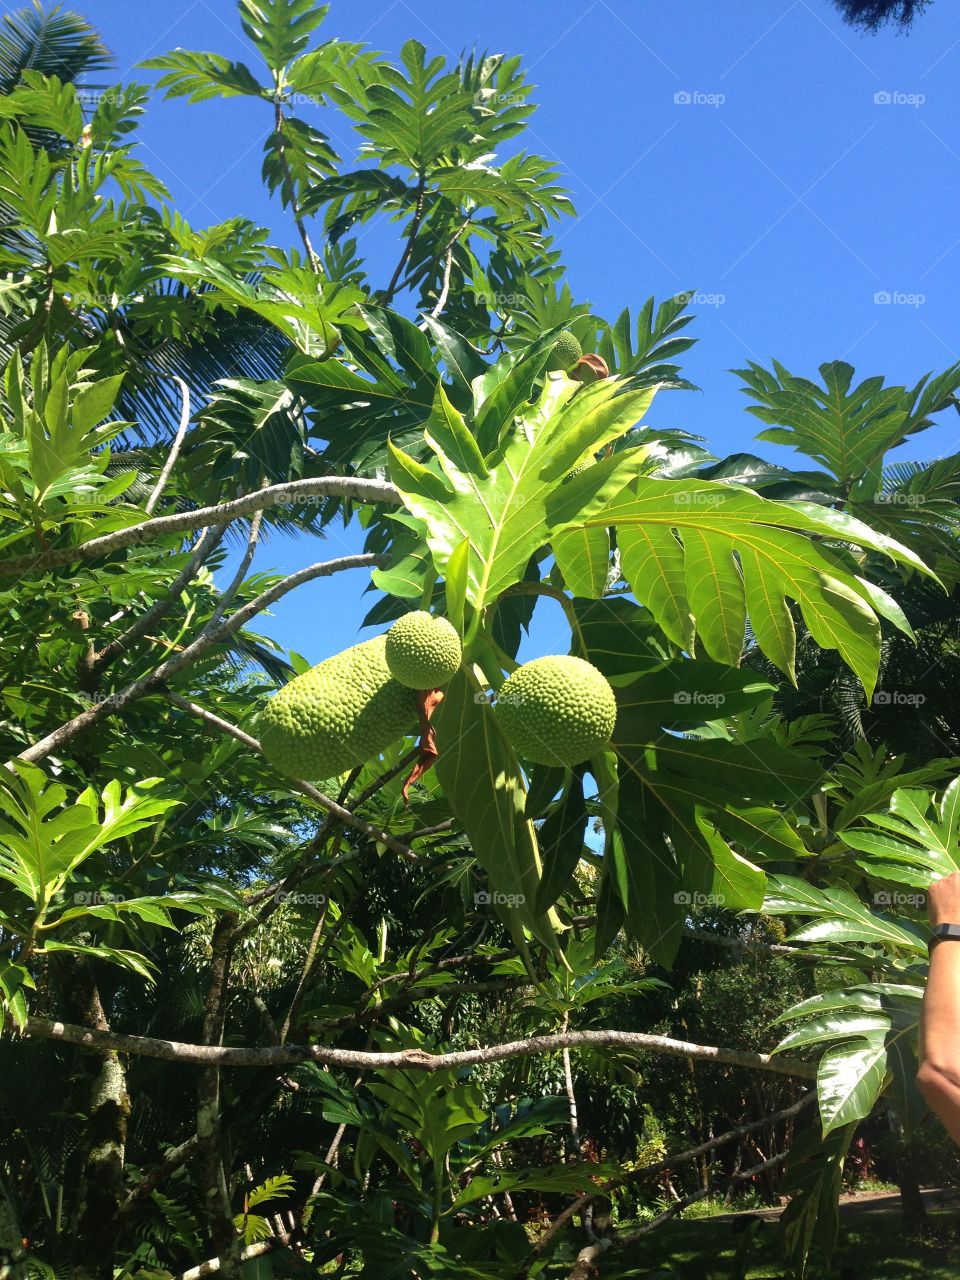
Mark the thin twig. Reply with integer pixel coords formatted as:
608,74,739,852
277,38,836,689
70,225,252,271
520,1091,815,1274
145,376,192,515
382,173,427,304
91,525,227,677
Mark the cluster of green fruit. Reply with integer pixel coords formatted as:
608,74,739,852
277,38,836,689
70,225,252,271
258,612,617,780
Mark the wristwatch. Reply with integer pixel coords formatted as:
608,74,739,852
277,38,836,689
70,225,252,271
928,923,960,953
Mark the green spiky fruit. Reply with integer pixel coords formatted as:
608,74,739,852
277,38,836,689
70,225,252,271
385,611,462,689
545,330,583,373
495,655,617,767
259,635,417,780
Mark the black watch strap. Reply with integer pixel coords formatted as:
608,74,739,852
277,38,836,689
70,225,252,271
929,923,960,953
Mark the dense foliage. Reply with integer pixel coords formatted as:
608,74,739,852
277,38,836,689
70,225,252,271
0,3,957,1279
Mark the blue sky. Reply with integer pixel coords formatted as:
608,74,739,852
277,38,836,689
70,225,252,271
81,0,960,663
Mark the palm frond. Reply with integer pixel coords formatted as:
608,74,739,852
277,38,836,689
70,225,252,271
0,2,111,95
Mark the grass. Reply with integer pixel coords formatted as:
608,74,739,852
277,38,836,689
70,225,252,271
544,1209,960,1279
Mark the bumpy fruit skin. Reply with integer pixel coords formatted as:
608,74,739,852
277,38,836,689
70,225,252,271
385,611,462,689
495,655,617,767
259,635,417,779
545,330,583,372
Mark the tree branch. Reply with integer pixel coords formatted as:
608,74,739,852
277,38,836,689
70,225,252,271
145,376,192,515
115,1135,199,1223
91,525,227,677
17,1018,817,1078
12,554,383,766
520,1091,815,1273
382,172,427,304
565,1151,790,1280
0,476,399,578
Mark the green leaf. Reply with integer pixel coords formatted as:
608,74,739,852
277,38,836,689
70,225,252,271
238,0,329,71
432,670,558,953
142,50,264,102
553,525,609,598
817,1033,890,1134
576,478,934,695
737,359,916,485
388,371,657,608
779,1123,855,1278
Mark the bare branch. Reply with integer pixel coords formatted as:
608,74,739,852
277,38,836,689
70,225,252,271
145,376,192,515
521,1091,815,1272
91,525,227,677
209,501,264,627
175,1236,286,1280
0,476,399,579
17,1018,817,1078
565,1152,790,1280
422,216,472,323
115,1136,198,1223
382,173,427,304
12,553,383,766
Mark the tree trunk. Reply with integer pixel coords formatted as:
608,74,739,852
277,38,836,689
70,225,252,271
196,917,243,1280
0,1175,27,1280
59,961,129,1280
896,1139,927,1236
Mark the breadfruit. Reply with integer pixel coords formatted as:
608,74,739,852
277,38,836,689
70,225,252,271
545,330,583,373
495,655,617,767
259,635,417,780
385,611,462,689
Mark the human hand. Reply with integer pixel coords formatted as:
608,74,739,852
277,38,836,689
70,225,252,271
927,870,960,927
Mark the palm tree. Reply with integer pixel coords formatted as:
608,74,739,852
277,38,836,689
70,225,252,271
0,2,110,94
832,0,932,28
